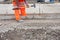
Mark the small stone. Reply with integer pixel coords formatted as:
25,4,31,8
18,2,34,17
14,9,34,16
25,39,30,40
0,23,2,26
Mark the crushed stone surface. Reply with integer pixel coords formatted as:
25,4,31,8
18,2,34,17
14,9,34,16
0,20,60,40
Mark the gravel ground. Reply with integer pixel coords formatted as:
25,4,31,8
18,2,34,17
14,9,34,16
0,20,60,40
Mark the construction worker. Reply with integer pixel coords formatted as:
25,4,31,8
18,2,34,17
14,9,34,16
12,0,29,22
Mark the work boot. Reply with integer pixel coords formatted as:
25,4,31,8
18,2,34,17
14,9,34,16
17,20,24,22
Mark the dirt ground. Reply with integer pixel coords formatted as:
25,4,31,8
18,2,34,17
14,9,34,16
0,19,60,40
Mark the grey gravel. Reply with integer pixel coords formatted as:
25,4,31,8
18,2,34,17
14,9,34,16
0,20,60,40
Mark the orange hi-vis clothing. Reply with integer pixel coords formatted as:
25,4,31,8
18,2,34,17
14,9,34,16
12,0,27,21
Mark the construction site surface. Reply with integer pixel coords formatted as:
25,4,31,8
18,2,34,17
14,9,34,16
0,0,60,40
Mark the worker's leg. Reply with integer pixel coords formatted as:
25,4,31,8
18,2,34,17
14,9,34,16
14,9,21,21
12,1,21,21
20,7,27,16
